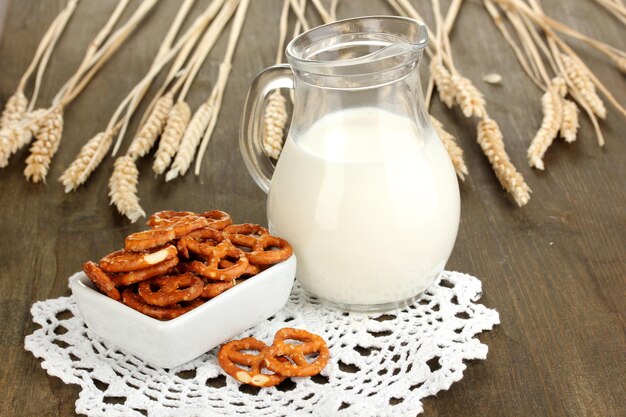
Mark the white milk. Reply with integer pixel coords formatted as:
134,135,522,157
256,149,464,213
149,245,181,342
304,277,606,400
267,107,460,308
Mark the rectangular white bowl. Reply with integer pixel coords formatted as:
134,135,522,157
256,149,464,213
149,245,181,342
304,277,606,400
69,254,296,369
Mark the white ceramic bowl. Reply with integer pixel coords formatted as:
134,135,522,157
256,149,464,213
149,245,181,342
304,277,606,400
69,254,296,368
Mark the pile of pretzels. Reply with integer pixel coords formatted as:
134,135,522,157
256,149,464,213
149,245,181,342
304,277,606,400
82,210,293,320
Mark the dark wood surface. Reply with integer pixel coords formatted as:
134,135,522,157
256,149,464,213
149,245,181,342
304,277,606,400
0,1,624,416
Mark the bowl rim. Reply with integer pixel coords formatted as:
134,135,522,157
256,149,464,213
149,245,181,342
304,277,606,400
70,254,297,329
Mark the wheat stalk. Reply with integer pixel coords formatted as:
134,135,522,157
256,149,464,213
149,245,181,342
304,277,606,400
127,92,174,159
477,117,531,206
430,61,457,108
527,79,564,170
165,102,212,181
559,98,579,143
561,54,606,119
0,91,29,131
0,110,45,168
451,74,487,118
23,107,64,182
263,90,289,160
153,101,191,175
109,155,145,223
59,130,114,192
431,115,468,181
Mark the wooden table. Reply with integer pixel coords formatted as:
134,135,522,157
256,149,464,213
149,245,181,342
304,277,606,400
0,1,624,416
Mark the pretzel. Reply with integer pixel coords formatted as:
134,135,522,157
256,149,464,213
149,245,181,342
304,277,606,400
99,245,178,273
122,288,204,320
246,236,293,266
263,328,330,377
219,259,260,277
125,228,176,252
110,256,179,286
201,280,235,299
138,272,204,306
189,241,249,281
177,227,226,258
83,261,121,301
223,223,270,248
218,338,287,387
200,210,233,230
146,210,196,228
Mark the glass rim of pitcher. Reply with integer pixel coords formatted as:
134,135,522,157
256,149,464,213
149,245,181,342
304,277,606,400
285,15,428,79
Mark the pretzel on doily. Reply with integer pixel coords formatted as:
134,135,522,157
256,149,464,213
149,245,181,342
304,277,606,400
122,288,204,320
138,272,204,306
200,210,233,231
177,227,226,258
263,328,330,377
83,261,121,301
99,245,178,273
110,256,179,286
189,241,249,281
223,223,270,248
247,235,293,266
218,337,287,387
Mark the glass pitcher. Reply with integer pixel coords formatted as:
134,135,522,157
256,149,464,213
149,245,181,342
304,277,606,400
240,16,460,312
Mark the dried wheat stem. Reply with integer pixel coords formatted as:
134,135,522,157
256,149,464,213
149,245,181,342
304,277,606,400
329,0,339,20
109,155,145,223
288,0,310,31
311,0,332,24
561,54,606,119
527,79,564,170
263,91,289,159
431,115,468,181
451,74,487,118
165,101,212,181
195,0,250,175
559,98,579,143
595,0,626,24
430,61,457,108
153,101,191,175
477,117,531,206
127,93,174,159
59,129,114,192
0,91,29,132
23,107,64,182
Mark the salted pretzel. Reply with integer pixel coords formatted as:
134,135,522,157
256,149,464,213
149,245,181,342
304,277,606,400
83,261,121,301
263,328,330,377
99,245,178,273
146,210,196,228
125,228,176,252
122,288,204,320
200,210,233,231
177,227,226,258
223,223,270,248
217,338,287,387
110,256,179,286
200,280,235,298
219,259,260,277
138,272,204,306
246,235,293,266
189,241,249,281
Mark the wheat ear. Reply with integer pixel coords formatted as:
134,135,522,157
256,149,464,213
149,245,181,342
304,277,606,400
430,115,468,181
560,54,606,119
452,74,487,118
559,98,579,143
477,117,531,206
165,101,211,182
0,90,29,131
109,155,145,223
153,101,191,175
59,130,114,192
263,90,289,159
23,107,64,182
527,81,564,170
0,109,45,168
430,61,457,108
127,92,173,159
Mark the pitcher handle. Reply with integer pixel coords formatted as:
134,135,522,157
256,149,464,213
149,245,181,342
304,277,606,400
240,64,295,194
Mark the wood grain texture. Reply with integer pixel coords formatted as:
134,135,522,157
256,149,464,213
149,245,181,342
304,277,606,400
0,1,624,416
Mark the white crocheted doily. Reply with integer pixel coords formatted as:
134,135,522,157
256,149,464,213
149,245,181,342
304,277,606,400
25,271,499,417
